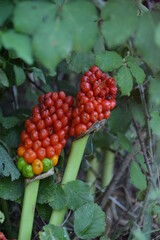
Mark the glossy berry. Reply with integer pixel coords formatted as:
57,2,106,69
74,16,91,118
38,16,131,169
36,147,46,160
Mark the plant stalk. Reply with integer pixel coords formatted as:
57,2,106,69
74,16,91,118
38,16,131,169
102,150,115,188
49,135,89,225
18,180,40,240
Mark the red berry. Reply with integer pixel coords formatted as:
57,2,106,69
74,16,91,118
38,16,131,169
81,76,89,82
25,119,32,128
21,130,29,143
104,111,111,120
33,140,41,152
87,121,92,129
55,99,63,108
56,108,64,119
32,105,40,115
93,81,99,90
80,105,85,113
85,71,92,77
62,103,69,113
47,127,54,136
36,147,46,160
90,65,99,73
70,127,75,137
73,108,80,118
93,87,101,96
80,112,90,124
87,90,94,98
39,129,48,140
80,96,89,105
44,116,53,127
89,74,96,84
95,104,103,113
98,113,104,121
52,92,58,101
90,111,98,123
61,138,67,147
50,106,56,114
102,100,110,111
44,98,54,108
66,110,73,121
42,137,50,148
54,120,62,132
39,94,45,103
85,102,94,114
27,123,36,134
58,91,66,101
51,113,58,122
45,92,52,99
41,109,50,119
110,86,117,95
95,69,102,79
24,138,33,149
57,129,65,141
46,146,55,158
30,130,39,141
72,116,81,126
50,134,59,146
54,143,62,156
37,120,45,130
80,82,92,93
61,116,68,127
75,123,87,136
110,99,116,110
65,96,74,106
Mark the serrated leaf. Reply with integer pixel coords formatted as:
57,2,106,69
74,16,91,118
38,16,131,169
38,177,67,210
67,52,95,73
64,180,93,211
130,161,147,190
40,225,68,240
116,66,133,96
150,111,160,137
0,145,20,180
135,12,160,71
14,65,26,86
32,67,46,84
0,211,5,224
108,106,132,134
36,204,52,222
32,19,72,71
3,128,21,149
127,61,145,84
101,0,138,48
0,68,9,87
62,0,98,51
14,1,57,35
1,30,33,64
118,133,133,152
96,51,123,72
0,177,24,201
74,203,106,239
0,115,20,129
94,36,105,54
0,0,13,26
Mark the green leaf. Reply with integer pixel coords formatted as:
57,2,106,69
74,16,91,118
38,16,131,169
135,12,160,71
0,0,13,26
130,101,145,126
149,77,160,106
118,133,133,152
64,180,94,211
36,204,52,222
152,204,160,223
62,0,98,51
14,65,26,86
130,161,147,190
155,23,160,48
0,177,24,201
32,67,46,84
38,177,67,210
150,111,160,137
40,225,68,240
132,227,146,240
101,0,138,48
116,66,133,96
0,211,5,224
1,30,33,64
32,19,72,71
14,1,57,35
74,203,106,239
0,115,20,129
3,128,21,149
0,145,20,181
0,68,9,87
93,35,105,54
96,51,123,72
127,61,145,84
67,52,95,73
108,106,132,134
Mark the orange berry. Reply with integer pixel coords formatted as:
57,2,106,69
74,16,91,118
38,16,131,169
32,159,43,175
17,146,26,157
51,155,59,167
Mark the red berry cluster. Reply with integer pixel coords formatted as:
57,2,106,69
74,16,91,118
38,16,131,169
20,91,74,164
69,65,117,136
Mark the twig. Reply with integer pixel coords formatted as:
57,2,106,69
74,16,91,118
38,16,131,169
26,72,46,94
139,85,154,163
132,118,156,189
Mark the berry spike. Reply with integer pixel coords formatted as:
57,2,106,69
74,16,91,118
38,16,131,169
17,91,74,178
69,65,117,137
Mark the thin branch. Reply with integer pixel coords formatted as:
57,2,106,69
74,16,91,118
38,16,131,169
26,72,46,94
132,118,156,189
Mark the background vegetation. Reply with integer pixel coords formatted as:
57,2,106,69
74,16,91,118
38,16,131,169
0,0,160,239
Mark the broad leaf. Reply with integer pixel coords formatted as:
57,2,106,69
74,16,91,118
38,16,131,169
36,204,52,222
96,51,123,72
127,61,145,84
0,68,9,87
118,133,133,152
0,0,13,26
64,180,94,210
0,177,24,201
130,161,147,190
14,1,57,35
32,67,46,84
49,184,67,210
32,19,72,71
74,203,106,239
40,225,68,240
1,30,33,64
67,52,95,73
14,65,26,86
0,116,20,129
101,0,138,48
62,0,98,51
150,111,160,137
0,145,20,180
155,23,160,48
116,66,133,96
149,77,160,106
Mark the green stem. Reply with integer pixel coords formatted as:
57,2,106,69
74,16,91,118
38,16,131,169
0,199,12,239
86,156,99,196
102,150,115,188
49,135,89,225
18,180,39,240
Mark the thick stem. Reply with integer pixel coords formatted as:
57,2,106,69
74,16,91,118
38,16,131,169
49,135,89,225
18,180,40,240
0,199,12,239
86,156,99,196
102,150,115,188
